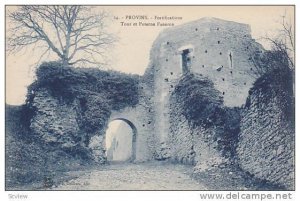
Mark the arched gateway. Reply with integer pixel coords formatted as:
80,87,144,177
105,118,137,162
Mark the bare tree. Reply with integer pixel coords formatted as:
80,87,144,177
249,13,295,97
7,6,115,67
267,14,295,69
250,13,295,77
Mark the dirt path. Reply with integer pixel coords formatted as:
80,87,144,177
53,162,207,190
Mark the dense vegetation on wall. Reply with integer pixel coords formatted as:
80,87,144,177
246,51,294,125
27,61,140,134
172,73,223,127
251,48,293,77
171,73,241,157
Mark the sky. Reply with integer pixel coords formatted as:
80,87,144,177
6,5,294,105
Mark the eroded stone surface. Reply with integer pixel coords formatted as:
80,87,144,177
30,89,81,146
237,85,294,190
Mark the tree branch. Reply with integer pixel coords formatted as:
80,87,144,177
7,6,115,67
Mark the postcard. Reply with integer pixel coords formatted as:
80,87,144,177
5,5,295,194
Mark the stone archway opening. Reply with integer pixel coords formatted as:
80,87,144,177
105,118,137,162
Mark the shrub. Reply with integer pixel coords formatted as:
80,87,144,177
171,73,240,157
172,73,223,128
28,61,140,134
246,50,294,124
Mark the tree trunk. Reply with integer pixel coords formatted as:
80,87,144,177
62,58,69,67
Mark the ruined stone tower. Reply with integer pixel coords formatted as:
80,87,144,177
146,17,264,154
